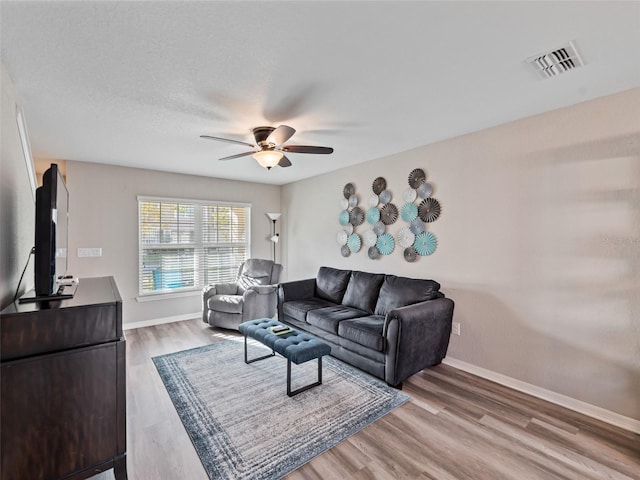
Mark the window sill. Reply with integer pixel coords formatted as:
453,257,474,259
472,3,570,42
136,289,201,302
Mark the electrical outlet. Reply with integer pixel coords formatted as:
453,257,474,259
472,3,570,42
452,322,461,336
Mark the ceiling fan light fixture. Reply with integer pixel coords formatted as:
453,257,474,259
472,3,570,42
204,124,333,168
253,150,283,169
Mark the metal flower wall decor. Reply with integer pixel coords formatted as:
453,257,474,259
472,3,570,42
337,183,362,257
398,168,440,262
337,168,441,261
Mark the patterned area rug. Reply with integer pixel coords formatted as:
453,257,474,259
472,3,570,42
153,339,409,480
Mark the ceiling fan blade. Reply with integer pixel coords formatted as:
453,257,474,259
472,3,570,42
278,155,292,168
218,151,255,161
266,125,296,146
200,135,255,148
282,145,334,154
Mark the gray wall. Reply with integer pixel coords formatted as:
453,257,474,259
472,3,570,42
63,161,281,325
0,62,36,309
281,88,640,420
3,53,637,421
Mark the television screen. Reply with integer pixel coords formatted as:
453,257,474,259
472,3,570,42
34,164,68,296
54,169,68,281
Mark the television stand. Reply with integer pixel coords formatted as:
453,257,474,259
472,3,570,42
18,281,79,304
1,276,127,480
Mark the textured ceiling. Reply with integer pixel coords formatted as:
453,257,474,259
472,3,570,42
2,1,639,185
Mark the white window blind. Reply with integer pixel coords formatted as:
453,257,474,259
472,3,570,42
138,197,250,296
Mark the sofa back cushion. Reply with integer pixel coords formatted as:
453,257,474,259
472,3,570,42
315,267,352,304
342,271,385,314
374,275,442,316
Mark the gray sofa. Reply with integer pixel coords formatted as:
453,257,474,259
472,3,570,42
277,266,455,387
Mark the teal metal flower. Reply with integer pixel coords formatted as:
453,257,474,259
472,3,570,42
339,210,350,226
414,231,437,256
366,207,380,224
347,233,362,253
400,202,418,222
376,233,395,255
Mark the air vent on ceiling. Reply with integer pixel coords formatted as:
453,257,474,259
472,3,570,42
526,41,584,79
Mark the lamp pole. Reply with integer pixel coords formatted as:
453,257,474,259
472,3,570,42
266,213,281,263
271,220,278,261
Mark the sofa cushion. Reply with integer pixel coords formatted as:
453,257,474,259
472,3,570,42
338,315,386,352
315,267,351,304
282,297,337,323
307,305,368,334
374,275,442,316
342,271,385,314
207,294,243,314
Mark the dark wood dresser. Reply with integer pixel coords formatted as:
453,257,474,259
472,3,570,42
1,276,127,480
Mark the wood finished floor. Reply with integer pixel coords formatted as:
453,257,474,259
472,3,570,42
95,319,639,480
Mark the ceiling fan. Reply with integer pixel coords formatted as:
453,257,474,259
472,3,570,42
200,125,333,170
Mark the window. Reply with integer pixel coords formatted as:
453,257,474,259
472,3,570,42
138,196,250,296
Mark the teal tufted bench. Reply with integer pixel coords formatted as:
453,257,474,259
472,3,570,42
238,318,332,396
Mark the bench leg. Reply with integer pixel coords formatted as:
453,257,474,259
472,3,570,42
244,334,275,364
287,356,323,397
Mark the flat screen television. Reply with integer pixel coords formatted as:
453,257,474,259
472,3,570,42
34,163,69,297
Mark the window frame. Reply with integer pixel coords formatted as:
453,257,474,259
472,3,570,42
137,195,251,298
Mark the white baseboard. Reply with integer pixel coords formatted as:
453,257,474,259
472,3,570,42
123,312,201,331
442,357,640,434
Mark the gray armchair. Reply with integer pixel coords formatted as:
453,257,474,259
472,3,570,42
202,258,283,330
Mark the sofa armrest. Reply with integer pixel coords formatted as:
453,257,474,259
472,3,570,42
383,297,455,387
278,278,316,302
277,278,316,320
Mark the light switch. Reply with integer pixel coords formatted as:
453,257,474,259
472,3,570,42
78,247,102,257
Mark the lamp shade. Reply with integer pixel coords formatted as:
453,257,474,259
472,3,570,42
253,150,283,169
267,213,281,262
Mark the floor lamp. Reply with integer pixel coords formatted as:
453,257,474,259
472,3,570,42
267,213,281,262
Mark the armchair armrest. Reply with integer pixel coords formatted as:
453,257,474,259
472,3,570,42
202,285,217,323
202,282,240,324
242,285,279,322
383,297,455,387
245,284,278,295
277,278,316,320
